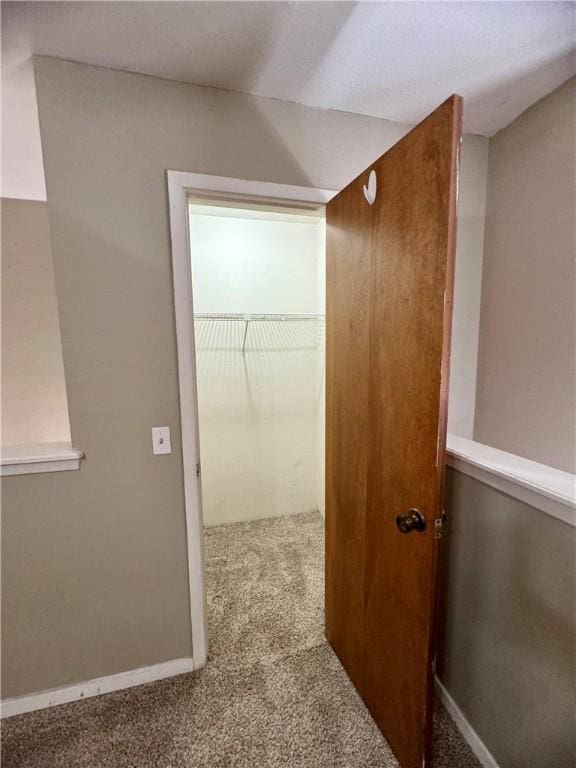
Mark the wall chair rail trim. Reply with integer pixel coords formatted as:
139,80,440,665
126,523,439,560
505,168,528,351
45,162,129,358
446,434,575,527
1,442,84,477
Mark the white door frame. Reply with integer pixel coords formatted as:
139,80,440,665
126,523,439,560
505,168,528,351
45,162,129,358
166,170,336,669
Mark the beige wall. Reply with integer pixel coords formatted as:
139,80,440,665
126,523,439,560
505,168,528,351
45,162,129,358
474,78,576,472
447,135,489,437
2,57,487,698
438,469,575,768
2,57,406,699
1,197,71,446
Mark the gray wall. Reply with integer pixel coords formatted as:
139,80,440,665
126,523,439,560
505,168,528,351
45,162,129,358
2,57,407,700
1,198,71,446
474,77,576,472
438,469,575,768
2,57,487,699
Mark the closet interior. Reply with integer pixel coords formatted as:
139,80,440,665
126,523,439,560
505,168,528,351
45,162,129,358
188,199,326,528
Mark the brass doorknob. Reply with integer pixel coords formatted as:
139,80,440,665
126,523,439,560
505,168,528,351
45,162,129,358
395,509,426,534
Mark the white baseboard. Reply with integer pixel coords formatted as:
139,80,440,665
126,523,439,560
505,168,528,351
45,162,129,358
1,657,501,768
1,657,195,719
435,676,500,768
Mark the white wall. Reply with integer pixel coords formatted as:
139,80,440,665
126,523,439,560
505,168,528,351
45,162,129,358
190,206,321,314
189,205,325,526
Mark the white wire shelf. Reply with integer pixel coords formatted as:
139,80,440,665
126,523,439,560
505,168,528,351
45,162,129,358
194,313,325,353
194,313,324,321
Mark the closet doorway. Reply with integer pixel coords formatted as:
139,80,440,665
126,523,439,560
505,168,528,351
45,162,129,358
167,173,334,671
187,197,327,668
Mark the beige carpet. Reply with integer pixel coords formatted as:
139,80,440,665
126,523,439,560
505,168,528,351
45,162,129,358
204,511,325,671
2,512,481,768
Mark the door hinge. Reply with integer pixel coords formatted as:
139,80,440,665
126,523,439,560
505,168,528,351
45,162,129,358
434,510,447,539
196,461,201,478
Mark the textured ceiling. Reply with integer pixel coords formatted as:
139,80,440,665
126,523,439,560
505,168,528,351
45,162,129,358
3,1,576,136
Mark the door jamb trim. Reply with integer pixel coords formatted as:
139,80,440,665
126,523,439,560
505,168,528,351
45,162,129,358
166,170,336,668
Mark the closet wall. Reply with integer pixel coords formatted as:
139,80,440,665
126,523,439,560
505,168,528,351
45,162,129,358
189,204,326,526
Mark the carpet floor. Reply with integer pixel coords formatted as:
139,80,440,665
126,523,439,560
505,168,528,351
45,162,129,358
2,511,481,768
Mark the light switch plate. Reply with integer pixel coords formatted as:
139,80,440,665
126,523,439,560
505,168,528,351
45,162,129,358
152,426,172,455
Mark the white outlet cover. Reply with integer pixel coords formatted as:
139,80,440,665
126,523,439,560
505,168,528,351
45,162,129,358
152,426,172,455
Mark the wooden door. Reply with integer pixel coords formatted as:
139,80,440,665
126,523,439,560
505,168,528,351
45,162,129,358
325,95,462,768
